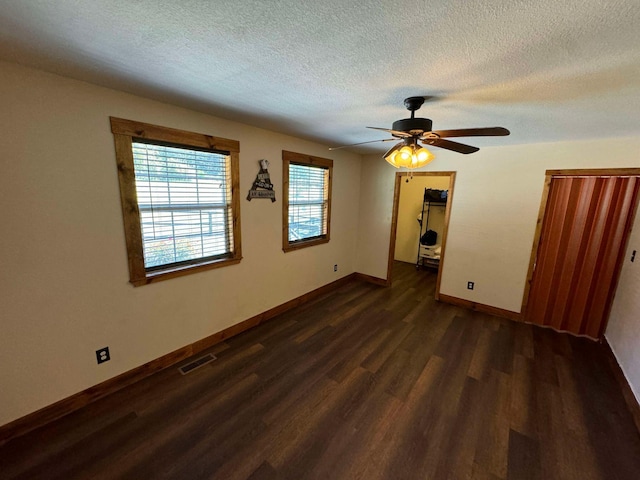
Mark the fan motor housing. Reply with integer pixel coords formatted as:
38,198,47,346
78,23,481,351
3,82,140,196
392,117,433,134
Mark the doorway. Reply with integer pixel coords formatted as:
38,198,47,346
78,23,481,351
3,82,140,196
522,169,640,339
387,171,456,299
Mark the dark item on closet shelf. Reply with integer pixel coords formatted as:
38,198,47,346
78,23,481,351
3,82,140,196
421,230,437,246
424,189,448,203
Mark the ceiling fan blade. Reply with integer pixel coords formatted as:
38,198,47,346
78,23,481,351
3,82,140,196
422,138,479,154
431,127,510,138
366,126,412,138
328,138,396,150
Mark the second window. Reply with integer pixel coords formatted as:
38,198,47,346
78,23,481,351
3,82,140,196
282,150,333,252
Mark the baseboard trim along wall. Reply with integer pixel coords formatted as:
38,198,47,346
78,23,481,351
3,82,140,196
355,272,389,287
438,293,522,321
602,337,640,435
0,273,358,445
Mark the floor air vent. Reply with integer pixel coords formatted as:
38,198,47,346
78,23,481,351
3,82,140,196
178,353,217,375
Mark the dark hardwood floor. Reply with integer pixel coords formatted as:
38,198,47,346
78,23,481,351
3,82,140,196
2,262,640,479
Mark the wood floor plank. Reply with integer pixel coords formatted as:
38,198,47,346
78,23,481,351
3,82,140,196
474,370,512,479
507,429,542,480
245,461,277,480
360,321,414,373
509,353,537,438
431,376,486,479
532,328,560,386
468,327,494,380
357,355,446,480
490,323,516,375
2,262,640,479
326,321,392,383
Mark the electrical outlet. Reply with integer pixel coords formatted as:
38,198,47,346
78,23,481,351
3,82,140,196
334,264,338,272
467,281,474,290
96,347,110,364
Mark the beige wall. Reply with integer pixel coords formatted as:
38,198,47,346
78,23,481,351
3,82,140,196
356,136,640,402
394,176,450,263
0,62,361,426
606,210,640,402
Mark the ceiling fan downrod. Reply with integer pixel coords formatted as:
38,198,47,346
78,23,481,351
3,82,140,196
393,96,432,133
403,96,426,117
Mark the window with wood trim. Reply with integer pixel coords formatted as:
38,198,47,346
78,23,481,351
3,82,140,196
282,150,332,252
111,117,241,286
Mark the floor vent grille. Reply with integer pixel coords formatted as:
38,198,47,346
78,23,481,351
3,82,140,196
178,353,217,375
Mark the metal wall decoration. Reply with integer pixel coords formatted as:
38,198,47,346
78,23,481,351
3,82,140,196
247,159,276,202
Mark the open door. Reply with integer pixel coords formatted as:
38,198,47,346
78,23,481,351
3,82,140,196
387,171,456,298
524,171,640,339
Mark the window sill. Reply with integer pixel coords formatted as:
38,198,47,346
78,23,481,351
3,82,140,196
130,256,242,286
282,237,329,253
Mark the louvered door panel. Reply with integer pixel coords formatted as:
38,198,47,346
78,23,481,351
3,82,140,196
527,176,639,338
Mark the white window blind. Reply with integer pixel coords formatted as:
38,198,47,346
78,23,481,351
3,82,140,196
132,141,234,270
288,163,328,242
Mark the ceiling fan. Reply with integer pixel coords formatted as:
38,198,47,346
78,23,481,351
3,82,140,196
330,96,510,168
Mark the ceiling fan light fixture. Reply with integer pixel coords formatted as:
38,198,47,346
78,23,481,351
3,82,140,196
385,143,434,169
415,146,434,164
398,145,413,160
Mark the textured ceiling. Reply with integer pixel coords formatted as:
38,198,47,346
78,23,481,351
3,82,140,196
1,0,639,153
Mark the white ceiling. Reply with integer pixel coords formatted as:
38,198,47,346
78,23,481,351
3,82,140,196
1,0,639,153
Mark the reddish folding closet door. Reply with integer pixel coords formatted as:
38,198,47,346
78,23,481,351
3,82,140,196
527,175,639,339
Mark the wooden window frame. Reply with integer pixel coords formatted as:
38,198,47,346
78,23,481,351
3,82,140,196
110,117,242,286
282,150,333,252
